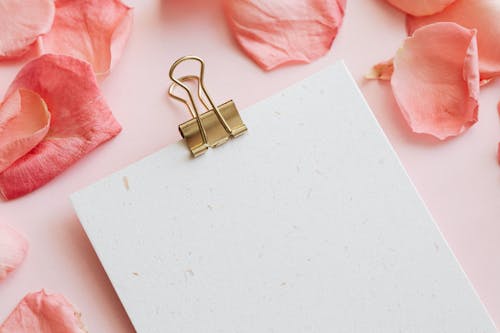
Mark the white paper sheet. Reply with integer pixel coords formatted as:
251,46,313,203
72,62,496,333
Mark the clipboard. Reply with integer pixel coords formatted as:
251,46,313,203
71,61,496,332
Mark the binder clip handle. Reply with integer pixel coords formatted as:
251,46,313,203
168,74,210,156
169,56,232,133
168,56,247,158
168,75,210,118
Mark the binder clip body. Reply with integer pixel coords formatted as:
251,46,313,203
168,56,247,157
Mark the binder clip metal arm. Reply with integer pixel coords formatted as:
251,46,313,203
168,56,247,157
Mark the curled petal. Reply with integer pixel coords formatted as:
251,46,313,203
0,223,28,281
0,89,50,173
391,22,479,140
0,290,86,332
0,0,55,58
0,54,121,200
224,0,346,71
407,0,500,80
385,0,456,16
39,0,133,76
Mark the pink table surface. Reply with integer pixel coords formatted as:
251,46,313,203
1,0,499,331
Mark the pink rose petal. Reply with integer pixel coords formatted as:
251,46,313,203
0,54,121,200
407,0,500,80
391,22,480,139
38,0,133,76
0,223,28,281
0,290,86,332
224,0,346,71
0,89,50,173
0,0,55,59
384,0,456,16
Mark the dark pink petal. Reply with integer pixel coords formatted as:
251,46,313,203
0,290,86,332
0,54,121,200
385,0,456,16
391,22,479,139
0,223,28,281
407,0,500,80
0,89,50,173
224,0,346,71
39,0,133,76
0,0,55,59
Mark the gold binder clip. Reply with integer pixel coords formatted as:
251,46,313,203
168,56,247,157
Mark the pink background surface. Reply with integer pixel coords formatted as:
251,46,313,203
1,0,499,331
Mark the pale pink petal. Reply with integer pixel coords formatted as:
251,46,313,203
38,0,133,76
0,0,55,59
224,0,346,71
0,89,50,173
407,0,500,80
0,290,86,332
385,0,456,16
366,59,394,80
391,22,479,140
0,54,121,200
0,223,28,281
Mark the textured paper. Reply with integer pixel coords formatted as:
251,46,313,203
72,62,496,333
